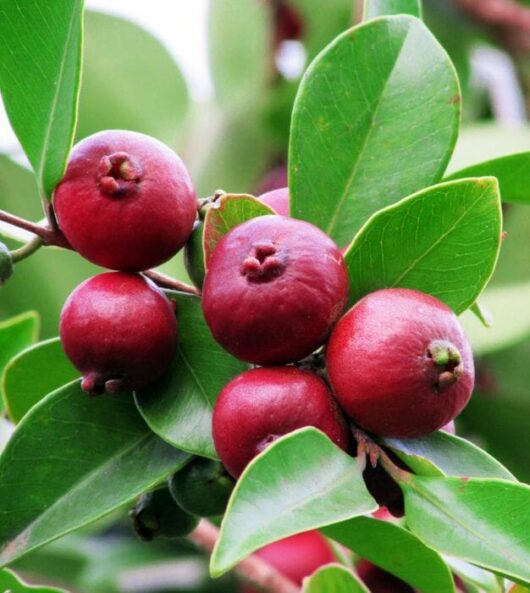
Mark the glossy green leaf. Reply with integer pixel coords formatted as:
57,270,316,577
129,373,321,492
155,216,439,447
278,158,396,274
460,282,530,355
208,0,271,108
289,0,354,61
135,294,247,459
401,475,530,584
77,11,189,144
324,517,455,593
289,15,460,245
0,312,39,413
0,0,83,197
3,338,78,423
344,178,502,312
444,556,503,593
363,0,422,20
211,428,377,577
445,152,530,204
383,431,515,480
469,301,493,328
0,569,66,593
303,564,369,593
0,381,189,567
203,194,274,267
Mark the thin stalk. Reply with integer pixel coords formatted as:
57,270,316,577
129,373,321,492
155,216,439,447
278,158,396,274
10,236,44,263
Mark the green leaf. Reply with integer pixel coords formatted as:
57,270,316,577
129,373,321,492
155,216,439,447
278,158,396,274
2,338,78,423
324,517,455,593
363,0,422,20
289,0,355,61
445,152,530,205
76,11,189,144
289,15,460,246
444,556,503,593
383,431,515,480
401,475,530,584
0,381,189,567
0,568,66,593
344,178,502,313
208,0,271,108
135,294,247,459
211,428,376,577
469,301,493,328
0,0,83,197
303,564,369,593
460,282,530,355
0,312,39,413
203,193,274,267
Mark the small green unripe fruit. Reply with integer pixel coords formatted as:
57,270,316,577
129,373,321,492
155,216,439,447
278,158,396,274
184,220,205,289
130,487,198,541
169,457,235,517
0,242,13,286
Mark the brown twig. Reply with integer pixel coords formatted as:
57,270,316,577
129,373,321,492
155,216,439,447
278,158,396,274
0,209,70,248
453,0,530,52
143,269,200,297
189,519,300,593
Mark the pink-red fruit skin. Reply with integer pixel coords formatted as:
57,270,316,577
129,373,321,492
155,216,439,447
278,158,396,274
54,130,197,271
213,367,349,478
326,288,474,438
202,215,348,365
258,187,290,216
60,272,177,395
242,531,335,593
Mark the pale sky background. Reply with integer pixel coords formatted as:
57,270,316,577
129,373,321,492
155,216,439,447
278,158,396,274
0,1,212,151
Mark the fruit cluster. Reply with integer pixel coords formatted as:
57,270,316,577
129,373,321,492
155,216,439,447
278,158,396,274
55,128,474,541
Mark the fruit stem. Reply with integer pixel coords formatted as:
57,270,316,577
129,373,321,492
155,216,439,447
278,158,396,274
189,519,300,593
0,208,71,248
10,236,43,263
351,426,411,484
143,269,200,297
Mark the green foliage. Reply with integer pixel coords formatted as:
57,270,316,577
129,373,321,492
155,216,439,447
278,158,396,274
0,568,66,593
324,517,455,593
402,475,530,584
2,338,78,423
0,382,189,566
344,178,502,312
289,15,460,246
211,428,376,577
203,193,274,266
0,312,39,413
383,431,515,480
0,0,83,197
77,11,189,145
446,152,530,204
135,293,248,458
363,0,422,20
303,565,369,593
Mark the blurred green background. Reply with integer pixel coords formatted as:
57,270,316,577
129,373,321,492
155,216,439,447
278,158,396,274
0,1,529,591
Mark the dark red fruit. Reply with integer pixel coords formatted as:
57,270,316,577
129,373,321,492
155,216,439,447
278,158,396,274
213,367,349,477
242,531,334,593
258,187,290,216
326,288,474,438
203,215,348,365
60,272,177,395
54,130,197,271
357,560,415,593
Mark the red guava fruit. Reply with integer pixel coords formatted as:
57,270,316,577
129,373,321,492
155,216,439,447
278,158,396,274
202,215,348,365
242,531,335,592
54,130,197,271
60,272,177,395
326,288,474,438
212,366,349,477
258,187,290,216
